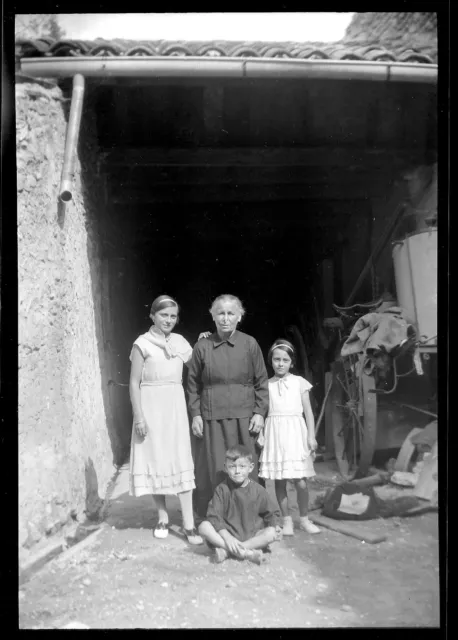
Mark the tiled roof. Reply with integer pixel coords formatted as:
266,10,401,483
15,37,436,64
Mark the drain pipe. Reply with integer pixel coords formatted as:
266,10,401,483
21,57,437,84
59,74,85,202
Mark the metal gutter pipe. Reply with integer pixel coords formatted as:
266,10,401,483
59,74,85,202
21,57,437,84
21,57,245,79
246,58,437,83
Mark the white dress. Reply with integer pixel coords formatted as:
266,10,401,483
129,332,196,497
259,374,316,480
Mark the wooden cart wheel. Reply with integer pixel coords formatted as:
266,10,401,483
331,356,377,480
357,368,377,479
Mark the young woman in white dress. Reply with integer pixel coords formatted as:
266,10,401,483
129,294,203,545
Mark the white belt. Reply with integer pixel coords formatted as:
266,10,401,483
268,412,303,418
141,381,180,387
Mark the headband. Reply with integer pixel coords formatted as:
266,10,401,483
269,343,294,353
158,298,177,306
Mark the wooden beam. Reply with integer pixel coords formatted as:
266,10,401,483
101,146,424,169
107,165,395,188
121,221,353,243
111,200,366,217
109,183,385,204
120,212,362,226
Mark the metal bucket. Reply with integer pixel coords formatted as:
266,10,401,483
392,228,437,345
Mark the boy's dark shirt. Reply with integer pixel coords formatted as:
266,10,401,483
206,477,280,542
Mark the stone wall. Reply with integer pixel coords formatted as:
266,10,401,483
17,80,119,560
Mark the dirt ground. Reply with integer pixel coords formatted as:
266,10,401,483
19,461,440,629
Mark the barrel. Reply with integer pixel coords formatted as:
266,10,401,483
392,228,437,345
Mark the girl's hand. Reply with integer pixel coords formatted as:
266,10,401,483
249,413,264,434
135,421,148,438
274,525,283,541
192,416,204,438
308,436,318,452
256,429,265,448
198,331,211,340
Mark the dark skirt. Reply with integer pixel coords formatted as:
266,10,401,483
192,417,261,519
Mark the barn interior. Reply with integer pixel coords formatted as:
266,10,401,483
71,75,437,459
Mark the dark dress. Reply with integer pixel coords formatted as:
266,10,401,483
187,330,269,518
206,478,280,542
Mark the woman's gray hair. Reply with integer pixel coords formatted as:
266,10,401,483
210,294,246,319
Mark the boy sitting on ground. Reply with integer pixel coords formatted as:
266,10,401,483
198,445,281,564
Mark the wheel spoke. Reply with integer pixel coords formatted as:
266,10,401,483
343,367,350,398
352,417,357,467
336,375,351,399
356,413,365,441
337,424,351,451
350,406,364,434
345,420,355,447
342,414,353,429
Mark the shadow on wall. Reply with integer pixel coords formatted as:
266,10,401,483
60,84,131,467
57,198,66,229
85,457,104,520
85,101,131,467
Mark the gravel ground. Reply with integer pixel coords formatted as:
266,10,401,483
19,463,440,629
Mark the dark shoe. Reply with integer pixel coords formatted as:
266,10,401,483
183,527,204,545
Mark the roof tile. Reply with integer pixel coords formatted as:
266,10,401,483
15,36,437,64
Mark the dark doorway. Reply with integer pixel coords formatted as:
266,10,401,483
88,76,436,455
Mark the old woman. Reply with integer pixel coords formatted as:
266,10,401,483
187,294,269,518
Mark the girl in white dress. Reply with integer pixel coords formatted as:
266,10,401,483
259,339,320,536
129,294,203,545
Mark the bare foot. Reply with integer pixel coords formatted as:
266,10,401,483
244,549,266,565
213,548,229,564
